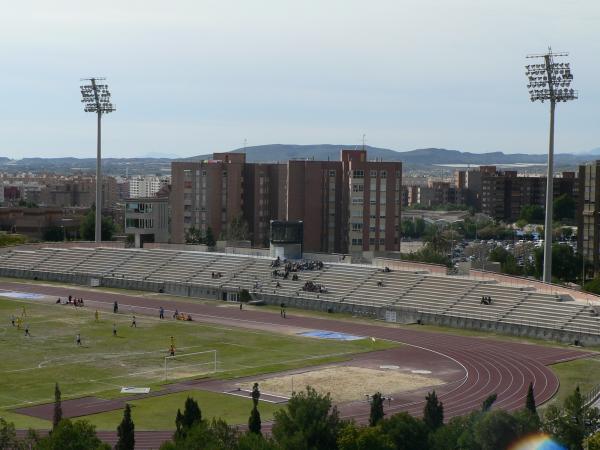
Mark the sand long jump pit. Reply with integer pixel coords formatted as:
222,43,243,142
238,365,445,403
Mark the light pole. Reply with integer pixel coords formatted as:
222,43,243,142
80,78,116,242
525,49,577,283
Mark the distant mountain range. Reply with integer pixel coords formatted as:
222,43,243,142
183,144,600,167
1,145,599,175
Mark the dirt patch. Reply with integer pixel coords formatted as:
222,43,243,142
238,366,445,402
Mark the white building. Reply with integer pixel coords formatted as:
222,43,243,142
128,176,170,198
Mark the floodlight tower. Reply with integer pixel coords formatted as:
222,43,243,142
80,78,116,242
525,49,577,283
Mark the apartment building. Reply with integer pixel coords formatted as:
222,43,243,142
341,150,402,254
476,166,577,222
578,161,600,275
170,153,246,244
129,175,170,198
170,150,401,254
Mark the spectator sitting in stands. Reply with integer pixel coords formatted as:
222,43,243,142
377,280,384,287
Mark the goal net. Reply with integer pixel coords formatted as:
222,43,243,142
164,350,218,382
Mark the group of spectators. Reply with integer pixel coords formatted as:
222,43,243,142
55,295,85,307
480,296,493,305
302,280,327,293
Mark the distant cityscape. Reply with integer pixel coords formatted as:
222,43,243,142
2,146,600,276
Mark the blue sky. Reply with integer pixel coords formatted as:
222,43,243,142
1,0,598,158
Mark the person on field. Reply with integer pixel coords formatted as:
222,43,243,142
131,315,137,328
173,308,178,319
113,323,117,337
94,310,99,322
24,323,30,336
10,315,15,327
113,301,119,314
76,333,81,346
159,307,164,319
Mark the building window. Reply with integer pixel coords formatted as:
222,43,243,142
351,238,363,245
370,170,377,177
351,223,363,231
329,170,336,177
380,170,387,178
352,170,364,178
352,197,364,205
352,184,364,192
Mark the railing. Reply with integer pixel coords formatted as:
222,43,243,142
584,383,600,408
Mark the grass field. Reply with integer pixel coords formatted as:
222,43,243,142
546,357,600,407
0,296,394,427
82,390,282,430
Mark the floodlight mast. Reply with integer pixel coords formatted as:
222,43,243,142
80,78,116,243
525,49,577,283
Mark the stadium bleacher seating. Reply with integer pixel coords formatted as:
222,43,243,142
1,246,599,336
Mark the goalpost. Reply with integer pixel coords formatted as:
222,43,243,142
164,350,218,382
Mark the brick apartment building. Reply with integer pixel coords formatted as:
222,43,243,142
464,166,578,222
171,153,246,244
170,150,402,254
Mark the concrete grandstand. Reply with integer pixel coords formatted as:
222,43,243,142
1,246,599,345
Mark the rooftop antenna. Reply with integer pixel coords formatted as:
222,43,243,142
525,47,577,283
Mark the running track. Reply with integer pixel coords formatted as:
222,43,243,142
2,281,594,450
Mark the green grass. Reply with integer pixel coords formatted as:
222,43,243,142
546,357,600,407
0,296,393,427
82,390,282,430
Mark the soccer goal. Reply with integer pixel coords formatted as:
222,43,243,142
164,350,218,382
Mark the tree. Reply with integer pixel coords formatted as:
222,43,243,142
337,423,394,450
80,210,116,241
0,418,20,449
520,205,545,224
423,390,444,430
175,396,202,440
534,244,582,282
44,226,65,242
116,403,135,450
369,392,385,426
205,227,216,247
272,386,342,450
185,226,203,244
554,194,576,221
236,432,280,450
481,393,497,412
53,382,63,430
584,432,600,450
221,215,250,241
161,418,239,450
525,382,537,416
36,419,110,450
424,228,450,254
474,410,521,450
249,383,262,435
379,412,429,450
239,289,252,302
429,414,475,450
542,386,600,450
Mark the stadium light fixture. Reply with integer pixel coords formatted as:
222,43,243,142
80,78,116,243
525,49,577,283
